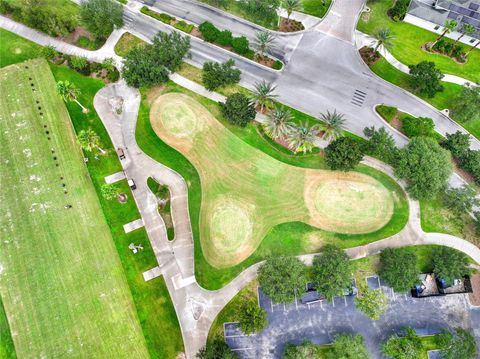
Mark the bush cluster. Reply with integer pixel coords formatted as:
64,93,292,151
401,116,435,138
387,0,411,21
442,131,480,185
198,21,252,56
433,38,465,59
0,0,77,36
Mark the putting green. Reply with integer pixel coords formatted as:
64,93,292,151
150,93,397,268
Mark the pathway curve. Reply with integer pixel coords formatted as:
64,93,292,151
93,80,480,358
355,31,475,87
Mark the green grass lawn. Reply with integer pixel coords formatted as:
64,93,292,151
370,58,480,139
0,29,184,359
114,32,147,57
300,0,332,18
358,0,480,83
137,83,408,289
0,298,16,359
0,59,149,358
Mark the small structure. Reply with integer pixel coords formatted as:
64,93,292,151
412,273,473,298
128,243,144,254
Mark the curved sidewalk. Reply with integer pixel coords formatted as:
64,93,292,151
355,30,475,87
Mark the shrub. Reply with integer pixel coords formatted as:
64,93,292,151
432,247,470,286
461,150,480,184
196,339,237,359
198,21,220,42
401,116,435,138
441,131,470,158
220,93,256,127
436,328,477,359
217,30,233,46
107,68,120,82
387,0,411,21
443,185,479,214
80,0,123,40
272,60,283,70
232,36,250,55
363,126,399,164
324,137,364,171
69,56,91,75
0,0,14,14
202,59,241,91
140,6,175,24
174,20,194,33
40,45,58,61
238,300,267,334
382,327,423,359
408,61,444,98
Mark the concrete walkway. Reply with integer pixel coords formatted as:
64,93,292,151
355,30,475,87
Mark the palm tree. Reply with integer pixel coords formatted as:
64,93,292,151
56,80,88,113
250,80,278,112
255,31,277,58
318,110,346,142
263,107,295,140
287,122,318,154
430,19,458,49
454,23,476,46
465,39,480,56
77,128,105,154
283,0,301,21
372,28,395,52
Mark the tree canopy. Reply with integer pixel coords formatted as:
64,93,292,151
202,59,241,91
394,137,452,200
379,248,418,293
238,300,267,335
408,61,444,98
283,341,319,359
196,339,237,359
324,137,364,171
220,93,256,127
363,126,398,164
355,286,389,320
80,0,123,39
122,32,190,88
451,83,480,123
326,334,371,359
442,131,471,158
401,116,435,138
382,327,423,359
443,185,479,214
436,328,477,359
432,247,470,286
312,245,352,301
258,256,306,303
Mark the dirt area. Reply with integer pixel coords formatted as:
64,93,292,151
279,18,305,32
390,113,403,132
468,273,480,306
359,46,381,66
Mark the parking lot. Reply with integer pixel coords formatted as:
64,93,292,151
225,276,479,358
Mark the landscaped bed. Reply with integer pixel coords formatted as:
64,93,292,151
137,82,409,289
147,177,175,240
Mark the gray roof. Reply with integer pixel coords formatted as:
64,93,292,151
408,0,480,39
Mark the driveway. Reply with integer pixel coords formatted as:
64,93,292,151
226,283,479,358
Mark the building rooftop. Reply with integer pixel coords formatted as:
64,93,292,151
408,0,480,39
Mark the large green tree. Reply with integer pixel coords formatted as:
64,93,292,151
436,328,477,359
238,300,267,334
220,93,256,127
56,80,88,113
80,0,123,40
287,122,318,154
258,256,306,303
263,107,294,140
326,333,371,359
432,247,470,286
443,185,479,214
312,245,352,301
196,339,237,359
363,126,398,164
122,32,190,88
394,137,452,200
382,327,423,359
451,84,480,123
324,137,363,171
355,286,389,320
442,131,471,158
408,61,444,98
461,150,480,184
379,248,418,293
283,341,319,359
319,110,346,142
202,59,241,91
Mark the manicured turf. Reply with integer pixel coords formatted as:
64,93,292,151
301,0,332,18
0,59,149,358
150,93,396,267
0,298,16,359
358,0,480,83
370,58,480,139
137,83,409,288
0,29,184,359
114,32,146,57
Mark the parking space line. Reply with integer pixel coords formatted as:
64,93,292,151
320,301,324,310
270,299,273,312
344,296,347,307
294,292,298,311
332,298,335,307
404,294,407,300
283,303,286,312
231,347,254,351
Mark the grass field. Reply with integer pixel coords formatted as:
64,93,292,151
0,59,149,358
114,32,146,57
301,0,332,18
150,93,397,268
358,0,480,83
0,30,184,359
0,298,16,359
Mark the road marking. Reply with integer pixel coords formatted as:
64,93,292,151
332,298,335,307
344,296,347,307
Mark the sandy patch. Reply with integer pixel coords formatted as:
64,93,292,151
304,170,394,234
